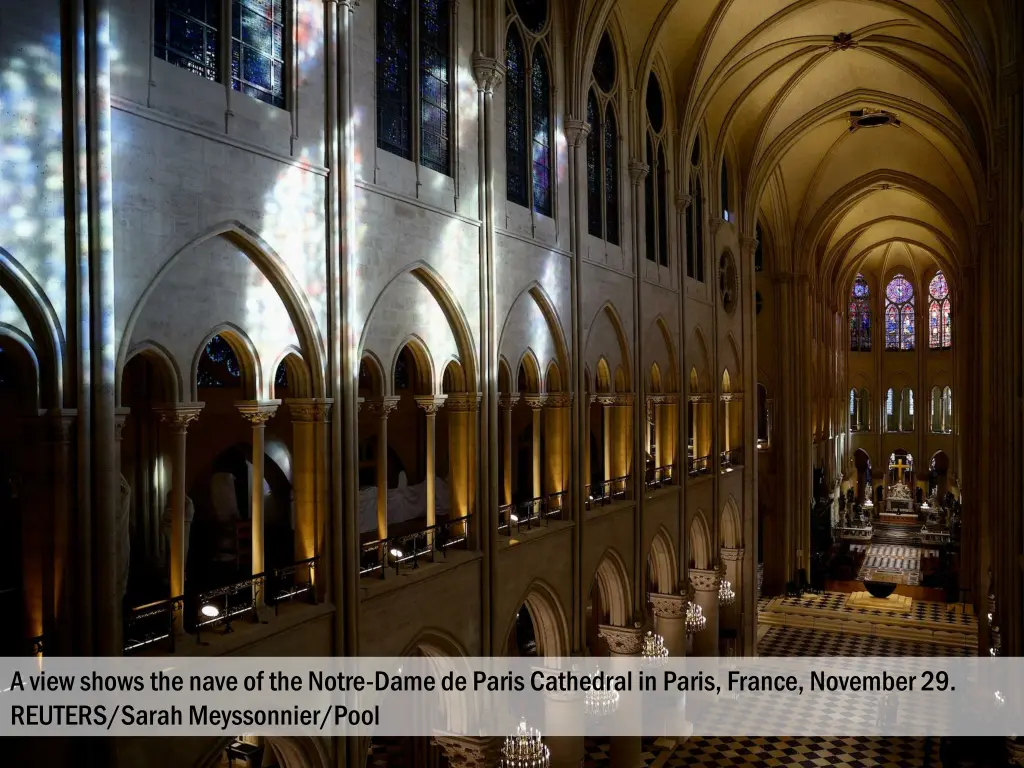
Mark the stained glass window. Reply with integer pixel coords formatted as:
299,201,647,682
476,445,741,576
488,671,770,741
885,387,895,431
694,177,704,282
197,335,242,388
657,146,668,266
604,104,619,245
231,0,285,107
155,0,221,81
530,46,552,217
928,270,951,349
586,91,601,238
514,0,548,33
849,389,856,417
275,361,288,388
377,0,412,160
505,27,528,207
645,135,656,263
884,274,915,350
593,33,615,92
720,158,729,220
849,274,871,351
419,0,451,174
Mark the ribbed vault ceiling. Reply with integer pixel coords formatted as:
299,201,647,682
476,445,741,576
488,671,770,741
583,0,999,296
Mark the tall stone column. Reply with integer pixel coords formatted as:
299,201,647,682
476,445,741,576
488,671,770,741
415,395,447,547
237,401,280,606
720,548,744,653
650,593,687,657
543,393,570,504
287,399,334,583
524,395,546,502
597,625,644,768
363,396,401,542
689,569,720,656
42,410,76,653
499,394,519,507
156,403,204,631
445,393,480,536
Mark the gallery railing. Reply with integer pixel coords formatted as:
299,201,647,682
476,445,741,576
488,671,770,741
194,574,264,643
359,515,470,578
721,447,744,468
645,464,676,489
123,595,184,654
267,556,319,616
497,492,568,535
584,475,630,510
688,455,711,476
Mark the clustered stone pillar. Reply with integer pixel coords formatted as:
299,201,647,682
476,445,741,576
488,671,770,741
156,403,204,631
596,624,646,768
415,395,447,548
689,570,720,657
237,400,280,606
364,396,400,542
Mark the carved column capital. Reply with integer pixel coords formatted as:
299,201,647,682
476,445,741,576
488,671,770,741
720,547,745,562
689,567,720,592
523,394,548,410
156,403,205,434
564,117,592,148
236,400,281,426
676,194,692,213
471,54,505,93
740,236,759,257
598,624,645,655
432,736,504,768
287,397,334,423
650,592,686,619
628,159,649,185
499,393,521,410
40,408,77,444
114,407,131,441
414,394,448,415
362,395,402,418
543,391,572,408
444,393,482,412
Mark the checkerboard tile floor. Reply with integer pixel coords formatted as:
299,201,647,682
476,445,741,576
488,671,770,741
765,591,975,627
758,625,972,657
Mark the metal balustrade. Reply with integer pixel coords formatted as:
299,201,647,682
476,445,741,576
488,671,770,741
123,595,184,654
721,447,744,468
359,515,470,578
688,455,711,476
584,475,630,510
498,492,567,534
645,464,677,489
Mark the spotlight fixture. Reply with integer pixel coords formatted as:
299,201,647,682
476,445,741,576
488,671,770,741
200,604,220,618
389,548,403,559
501,721,549,768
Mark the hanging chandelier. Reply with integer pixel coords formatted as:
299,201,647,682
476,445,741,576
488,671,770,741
685,602,707,636
584,668,620,718
501,721,550,768
718,579,736,607
641,630,669,661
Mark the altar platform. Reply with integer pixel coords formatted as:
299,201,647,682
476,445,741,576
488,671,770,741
757,591,976,651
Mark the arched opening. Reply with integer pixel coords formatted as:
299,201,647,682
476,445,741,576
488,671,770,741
511,353,545,522
504,583,569,658
853,448,872,504
585,551,632,656
688,513,712,570
0,335,40,654
929,451,950,499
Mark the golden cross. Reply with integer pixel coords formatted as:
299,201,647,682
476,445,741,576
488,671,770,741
891,457,910,476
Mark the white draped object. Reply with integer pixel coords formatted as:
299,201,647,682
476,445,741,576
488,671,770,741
359,472,452,534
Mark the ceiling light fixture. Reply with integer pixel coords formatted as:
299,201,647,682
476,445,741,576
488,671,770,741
849,108,900,131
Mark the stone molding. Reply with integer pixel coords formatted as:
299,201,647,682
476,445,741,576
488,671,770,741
114,406,131,441
598,624,645,655
432,736,503,768
471,55,505,93
628,159,650,184
739,235,759,256
688,393,713,403
720,392,743,402
649,593,686,619
720,547,744,562
236,400,281,426
647,393,679,406
361,395,401,418
594,393,633,407
414,394,448,414
444,393,482,412
676,194,692,212
498,394,521,410
41,408,77,443
287,397,334,422
564,118,591,148
710,217,727,236
689,568,720,592
156,403,205,433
